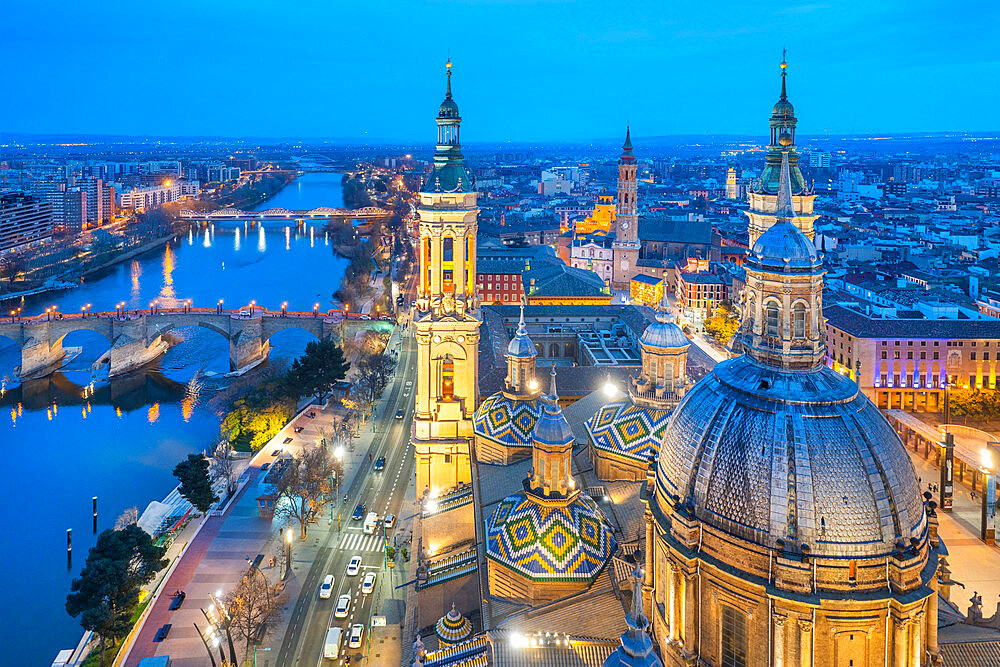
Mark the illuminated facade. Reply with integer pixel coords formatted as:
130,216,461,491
413,61,480,494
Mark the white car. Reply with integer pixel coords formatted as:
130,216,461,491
361,572,376,595
346,555,362,576
384,513,395,529
334,594,351,619
348,623,364,649
319,574,334,599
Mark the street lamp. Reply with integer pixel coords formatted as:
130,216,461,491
314,302,320,318
285,528,293,579
253,647,271,667
217,298,224,314
281,301,287,317
250,299,256,316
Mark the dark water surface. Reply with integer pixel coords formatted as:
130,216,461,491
0,172,347,665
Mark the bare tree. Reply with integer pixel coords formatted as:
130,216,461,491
113,506,139,531
224,567,286,662
274,448,331,539
212,439,238,498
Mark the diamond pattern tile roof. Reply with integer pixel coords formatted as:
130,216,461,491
485,492,617,581
473,392,540,449
586,401,672,463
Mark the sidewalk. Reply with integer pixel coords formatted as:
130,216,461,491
906,434,1000,614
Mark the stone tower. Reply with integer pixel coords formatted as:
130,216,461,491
612,127,640,290
725,166,739,200
745,55,819,246
412,60,480,494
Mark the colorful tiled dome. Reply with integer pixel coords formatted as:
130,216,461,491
473,393,540,450
586,401,672,463
485,492,616,581
435,603,473,645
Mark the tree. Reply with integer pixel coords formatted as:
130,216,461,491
113,506,139,531
355,350,397,395
213,439,238,498
286,338,350,403
224,568,287,661
0,254,25,284
704,301,741,344
66,526,168,666
274,447,332,539
173,453,219,514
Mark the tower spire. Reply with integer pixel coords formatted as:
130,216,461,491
779,48,788,101
445,59,453,100
775,150,795,219
548,363,558,401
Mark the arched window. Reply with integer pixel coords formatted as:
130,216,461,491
792,304,806,338
441,355,454,400
765,303,780,337
721,606,748,667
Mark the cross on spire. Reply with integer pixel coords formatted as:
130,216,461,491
445,59,453,100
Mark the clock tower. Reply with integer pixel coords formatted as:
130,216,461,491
612,127,640,290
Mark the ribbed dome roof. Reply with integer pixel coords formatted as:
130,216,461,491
533,394,575,449
749,220,818,270
438,97,460,118
772,98,795,118
640,318,690,350
507,304,537,358
655,354,926,558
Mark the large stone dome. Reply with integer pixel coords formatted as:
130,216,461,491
750,219,818,269
655,354,926,559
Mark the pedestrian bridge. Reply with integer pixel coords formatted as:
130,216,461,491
0,307,392,379
178,206,391,222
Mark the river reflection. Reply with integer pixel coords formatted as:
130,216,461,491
0,171,349,665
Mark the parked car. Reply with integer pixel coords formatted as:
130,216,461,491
319,574,334,599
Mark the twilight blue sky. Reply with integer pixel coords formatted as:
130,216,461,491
2,0,997,141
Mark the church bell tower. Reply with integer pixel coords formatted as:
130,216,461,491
412,61,480,494
612,127,640,290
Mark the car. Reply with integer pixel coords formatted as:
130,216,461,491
346,556,362,576
395,409,404,420
351,504,365,521
361,572,376,595
335,594,351,618
319,574,334,599
384,513,395,529
374,455,386,471
348,623,364,648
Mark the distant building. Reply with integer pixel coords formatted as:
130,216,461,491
0,192,53,254
119,181,200,211
808,150,830,167
725,166,739,199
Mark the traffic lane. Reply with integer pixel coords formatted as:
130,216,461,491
282,329,417,664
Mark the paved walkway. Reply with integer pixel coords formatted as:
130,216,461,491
905,425,1000,615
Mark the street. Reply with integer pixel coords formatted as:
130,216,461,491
274,303,418,666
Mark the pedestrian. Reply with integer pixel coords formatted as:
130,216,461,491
918,476,922,486
972,491,976,501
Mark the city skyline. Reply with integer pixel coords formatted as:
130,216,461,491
3,0,998,141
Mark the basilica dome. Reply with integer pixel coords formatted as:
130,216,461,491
639,317,689,350
750,219,818,269
655,354,926,558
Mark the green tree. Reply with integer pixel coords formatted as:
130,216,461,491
173,453,219,513
286,338,350,402
66,526,168,666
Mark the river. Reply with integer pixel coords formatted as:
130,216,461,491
0,172,349,665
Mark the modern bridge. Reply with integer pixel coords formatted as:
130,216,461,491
178,206,391,223
0,307,392,380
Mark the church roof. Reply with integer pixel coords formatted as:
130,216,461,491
435,604,474,645
655,354,927,558
473,393,540,450
586,401,672,463
637,218,712,245
485,491,617,581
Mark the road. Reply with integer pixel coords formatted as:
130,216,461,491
275,285,418,667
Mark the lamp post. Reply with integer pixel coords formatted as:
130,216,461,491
285,527,293,579
281,301,287,317
981,445,1000,544
193,622,219,667
314,302,320,318
253,647,271,667
940,430,955,510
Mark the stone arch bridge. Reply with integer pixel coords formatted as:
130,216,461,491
0,308,392,379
